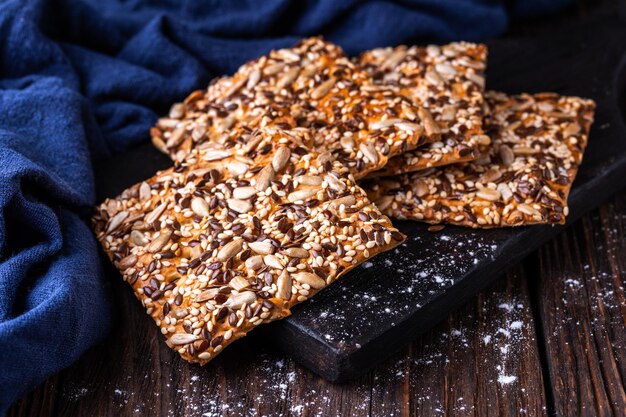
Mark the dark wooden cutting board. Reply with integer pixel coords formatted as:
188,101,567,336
94,16,626,382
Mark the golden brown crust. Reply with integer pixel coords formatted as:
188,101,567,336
150,37,438,179
93,130,404,364
359,42,488,177
364,91,595,228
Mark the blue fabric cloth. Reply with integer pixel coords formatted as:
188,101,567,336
0,0,572,412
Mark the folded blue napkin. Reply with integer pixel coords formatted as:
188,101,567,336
0,0,571,412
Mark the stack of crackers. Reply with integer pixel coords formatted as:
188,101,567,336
92,38,595,364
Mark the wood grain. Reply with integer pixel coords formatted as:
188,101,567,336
535,193,626,417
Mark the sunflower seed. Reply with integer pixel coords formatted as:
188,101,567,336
248,241,275,255
276,270,292,300
195,289,219,303
395,121,422,133
224,77,246,98
243,134,263,154
425,68,444,85
217,239,243,261
481,169,502,183
517,203,540,216
310,78,335,100
499,145,514,166
298,175,323,186
263,62,285,75
147,229,172,253
472,135,491,146
340,136,355,149
382,48,406,70
317,151,334,165
229,276,250,291
118,254,137,270
139,182,152,201
169,103,185,119
324,174,346,192
513,146,537,155
172,307,189,319
263,254,283,269
272,147,291,172
359,143,379,164
107,211,129,233
467,72,485,88
435,63,457,76
203,149,232,162
191,124,206,142
328,195,356,209
440,105,457,121
244,255,264,270
563,122,581,137
370,118,402,130
130,230,149,246
282,247,309,258
277,49,300,61
233,186,257,200
224,291,256,309
277,66,300,89
191,197,210,217
288,188,318,202
246,68,261,89
145,203,166,224
476,188,501,201
255,165,274,192
401,101,417,120
226,161,250,176
292,272,326,289
227,198,252,213
170,333,198,345
414,180,429,197
166,126,186,148
417,108,441,136
497,183,513,202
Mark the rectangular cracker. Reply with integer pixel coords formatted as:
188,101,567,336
364,91,595,228
359,42,488,176
93,132,405,364
151,37,440,179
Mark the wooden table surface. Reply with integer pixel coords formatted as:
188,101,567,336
8,2,626,417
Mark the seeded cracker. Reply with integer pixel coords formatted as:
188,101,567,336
359,42,488,177
93,131,405,364
365,92,595,227
151,37,439,179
